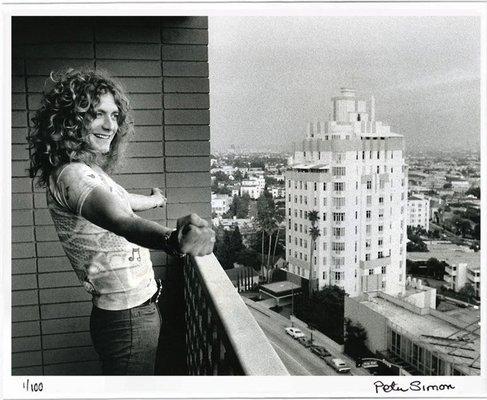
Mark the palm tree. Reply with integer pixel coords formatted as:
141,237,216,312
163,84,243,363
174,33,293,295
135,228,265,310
256,190,278,281
308,210,320,296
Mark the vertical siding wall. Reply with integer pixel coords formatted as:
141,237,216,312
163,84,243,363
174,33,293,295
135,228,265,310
11,17,211,375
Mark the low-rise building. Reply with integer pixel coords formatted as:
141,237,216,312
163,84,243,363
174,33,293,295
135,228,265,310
211,193,233,217
240,179,264,199
444,263,481,297
450,180,470,193
345,282,480,376
407,195,430,231
408,242,480,298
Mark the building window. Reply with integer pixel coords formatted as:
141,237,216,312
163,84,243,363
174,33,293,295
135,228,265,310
322,212,327,221
365,239,371,248
323,182,327,191
323,197,327,206
299,181,302,190
378,225,384,232
294,223,297,231
378,251,384,259
366,180,372,189
378,239,383,246
365,253,371,261
332,242,345,252
335,271,343,281
368,268,374,275
304,182,308,190
366,225,371,234
381,266,386,274
333,212,345,222
377,166,380,173
323,227,327,236
333,197,345,207
379,196,384,204
366,210,371,219
334,182,345,191
366,195,372,205
377,151,380,159
323,257,327,265
288,194,291,202
381,281,386,289
333,227,345,237
314,182,317,191
299,238,302,247
288,249,291,256
332,167,346,176
333,257,345,266
323,242,327,250
323,271,327,280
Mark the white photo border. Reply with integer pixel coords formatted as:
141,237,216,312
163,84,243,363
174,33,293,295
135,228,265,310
1,1,486,399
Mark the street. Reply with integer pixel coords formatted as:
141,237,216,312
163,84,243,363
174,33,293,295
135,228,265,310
246,302,370,376
249,306,337,375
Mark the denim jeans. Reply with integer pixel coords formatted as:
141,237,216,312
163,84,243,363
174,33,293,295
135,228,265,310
90,302,162,375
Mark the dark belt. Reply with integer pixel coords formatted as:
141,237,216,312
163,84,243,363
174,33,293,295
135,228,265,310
137,278,162,307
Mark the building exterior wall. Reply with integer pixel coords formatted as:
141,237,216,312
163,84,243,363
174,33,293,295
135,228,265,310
11,16,211,375
344,296,388,353
285,89,408,297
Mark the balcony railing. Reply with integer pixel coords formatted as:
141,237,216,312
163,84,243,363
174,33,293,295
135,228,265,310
184,254,289,375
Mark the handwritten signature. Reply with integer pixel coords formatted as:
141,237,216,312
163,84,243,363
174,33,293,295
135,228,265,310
374,380,455,394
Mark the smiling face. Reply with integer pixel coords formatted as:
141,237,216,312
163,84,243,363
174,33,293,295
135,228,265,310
87,92,119,154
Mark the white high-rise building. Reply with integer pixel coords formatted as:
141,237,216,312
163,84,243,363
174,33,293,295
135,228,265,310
284,88,408,297
407,195,430,231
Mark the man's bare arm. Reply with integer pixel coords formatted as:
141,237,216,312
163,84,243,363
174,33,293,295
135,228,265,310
128,188,166,212
81,186,214,256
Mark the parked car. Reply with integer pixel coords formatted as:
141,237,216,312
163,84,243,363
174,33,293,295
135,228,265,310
296,337,313,347
326,358,351,373
285,327,305,339
310,345,331,359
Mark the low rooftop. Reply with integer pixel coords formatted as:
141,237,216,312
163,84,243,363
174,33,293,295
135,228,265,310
360,296,480,374
407,242,480,269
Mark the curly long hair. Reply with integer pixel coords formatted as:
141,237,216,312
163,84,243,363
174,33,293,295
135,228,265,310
28,68,133,187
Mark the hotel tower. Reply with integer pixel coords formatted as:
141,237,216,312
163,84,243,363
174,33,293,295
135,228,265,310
285,88,408,297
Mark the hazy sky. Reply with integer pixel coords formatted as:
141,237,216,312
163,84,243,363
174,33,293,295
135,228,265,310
208,16,480,153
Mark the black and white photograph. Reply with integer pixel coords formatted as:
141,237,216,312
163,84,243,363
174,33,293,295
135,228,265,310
2,1,486,399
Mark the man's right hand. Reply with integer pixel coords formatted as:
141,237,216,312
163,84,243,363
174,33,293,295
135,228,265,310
176,214,215,257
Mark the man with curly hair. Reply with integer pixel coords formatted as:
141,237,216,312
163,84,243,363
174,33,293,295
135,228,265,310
28,69,215,375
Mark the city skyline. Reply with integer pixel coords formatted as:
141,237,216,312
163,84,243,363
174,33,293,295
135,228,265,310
208,16,480,153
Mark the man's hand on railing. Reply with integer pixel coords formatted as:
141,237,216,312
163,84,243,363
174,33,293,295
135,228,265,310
176,213,215,257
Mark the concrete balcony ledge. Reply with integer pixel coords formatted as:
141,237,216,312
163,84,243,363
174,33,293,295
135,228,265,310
185,254,289,376
360,256,391,269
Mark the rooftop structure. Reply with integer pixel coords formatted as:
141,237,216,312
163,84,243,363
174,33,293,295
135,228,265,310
345,288,480,376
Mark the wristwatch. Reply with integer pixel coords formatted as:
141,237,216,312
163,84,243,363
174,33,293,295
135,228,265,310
164,229,185,258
